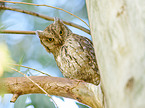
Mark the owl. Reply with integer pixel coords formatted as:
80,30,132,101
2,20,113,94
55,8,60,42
36,18,100,85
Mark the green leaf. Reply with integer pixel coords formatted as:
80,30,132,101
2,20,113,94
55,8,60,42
17,56,24,71
29,94,55,108
14,95,28,108
76,102,90,108
56,96,64,101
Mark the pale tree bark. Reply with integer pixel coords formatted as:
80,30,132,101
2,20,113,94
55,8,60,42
86,0,145,108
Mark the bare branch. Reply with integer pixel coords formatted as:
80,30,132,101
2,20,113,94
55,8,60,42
0,30,35,34
10,94,19,103
0,76,103,108
9,67,58,107
9,64,51,76
0,6,90,34
1,1,89,27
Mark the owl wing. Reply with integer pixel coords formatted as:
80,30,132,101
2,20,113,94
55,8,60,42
62,34,99,74
56,34,100,85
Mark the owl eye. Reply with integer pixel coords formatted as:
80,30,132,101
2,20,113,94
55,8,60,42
60,31,63,36
47,38,54,42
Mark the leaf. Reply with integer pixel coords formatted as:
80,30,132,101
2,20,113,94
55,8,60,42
0,43,14,77
29,94,55,108
56,96,64,101
17,56,24,71
14,95,28,108
76,102,90,108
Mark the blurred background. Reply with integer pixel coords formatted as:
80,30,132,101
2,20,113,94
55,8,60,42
0,0,90,108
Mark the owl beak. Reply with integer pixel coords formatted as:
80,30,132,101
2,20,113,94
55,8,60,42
36,30,44,38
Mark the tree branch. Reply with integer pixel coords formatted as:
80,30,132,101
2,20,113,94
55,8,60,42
0,76,103,108
0,0,89,27
0,6,90,35
10,94,20,102
0,30,35,34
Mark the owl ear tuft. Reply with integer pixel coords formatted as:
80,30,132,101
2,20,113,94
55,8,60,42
36,30,44,37
54,17,63,24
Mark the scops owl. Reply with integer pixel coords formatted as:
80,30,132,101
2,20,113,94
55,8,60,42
36,18,100,85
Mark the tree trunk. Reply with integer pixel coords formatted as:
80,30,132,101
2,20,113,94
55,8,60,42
86,0,145,108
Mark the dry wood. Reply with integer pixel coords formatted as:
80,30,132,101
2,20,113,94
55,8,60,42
0,76,103,108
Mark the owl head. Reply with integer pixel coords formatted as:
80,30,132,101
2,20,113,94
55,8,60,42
36,18,72,53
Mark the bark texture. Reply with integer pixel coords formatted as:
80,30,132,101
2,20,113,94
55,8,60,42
86,0,145,108
0,76,103,108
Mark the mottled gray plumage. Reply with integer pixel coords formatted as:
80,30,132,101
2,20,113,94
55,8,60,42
36,18,100,85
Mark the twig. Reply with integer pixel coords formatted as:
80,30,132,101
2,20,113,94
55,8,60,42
9,63,51,76
1,1,89,27
9,67,58,108
10,94,19,103
0,30,35,34
0,6,90,34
